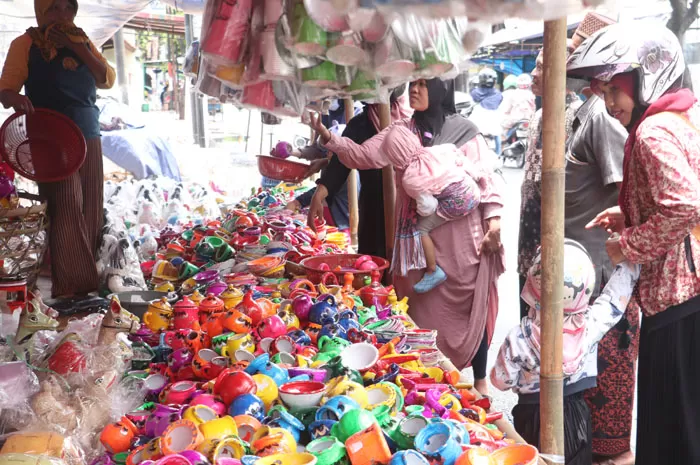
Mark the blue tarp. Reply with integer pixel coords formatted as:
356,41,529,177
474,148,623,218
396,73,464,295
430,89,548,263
471,56,537,76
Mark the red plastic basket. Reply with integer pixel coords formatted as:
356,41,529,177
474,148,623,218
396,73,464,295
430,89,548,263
256,155,310,184
0,109,87,182
300,254,390,289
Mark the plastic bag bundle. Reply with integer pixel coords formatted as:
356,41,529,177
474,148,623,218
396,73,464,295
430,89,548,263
194,0,472,116
183,40,200,78
0,361,40,434
200,0,254,67
359,0,609,22
0,431,83,465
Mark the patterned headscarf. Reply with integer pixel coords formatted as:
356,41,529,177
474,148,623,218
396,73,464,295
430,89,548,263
28,0,88,63
35,0,79,27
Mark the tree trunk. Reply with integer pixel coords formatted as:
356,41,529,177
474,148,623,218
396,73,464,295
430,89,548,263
667,0,699,91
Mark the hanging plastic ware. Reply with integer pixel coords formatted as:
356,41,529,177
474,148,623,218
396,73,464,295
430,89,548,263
303,0,349,32
0,109,86,183
373,32,415,80
261,29,297,81
326,31,368,67
291,1,328,56
264,0,284,27
302,61,338,88
242,81,277,111
201,0,254,64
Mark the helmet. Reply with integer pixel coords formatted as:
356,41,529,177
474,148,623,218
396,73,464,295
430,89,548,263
478,68,497,88
468,76,479,90
516,74,532,89
567,22,685,105
521,239,595,314
503,75,518,90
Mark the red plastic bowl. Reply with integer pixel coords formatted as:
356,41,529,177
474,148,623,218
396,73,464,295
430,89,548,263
300,254,390,289
0,109,86,182
256,155,309,184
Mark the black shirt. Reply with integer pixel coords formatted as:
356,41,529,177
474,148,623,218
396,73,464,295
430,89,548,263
317,111,386,258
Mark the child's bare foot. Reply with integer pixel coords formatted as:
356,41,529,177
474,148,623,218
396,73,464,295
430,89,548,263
474,378,489,396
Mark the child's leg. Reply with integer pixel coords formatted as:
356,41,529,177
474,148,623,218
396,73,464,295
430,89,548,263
414,213,448,294
420,234,437,273
416,213,446,272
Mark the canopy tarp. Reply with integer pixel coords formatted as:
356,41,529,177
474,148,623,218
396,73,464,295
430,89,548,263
0,0,204,71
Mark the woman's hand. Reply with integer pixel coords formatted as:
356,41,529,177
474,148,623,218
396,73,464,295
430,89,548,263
606,234,626,265
0,90,34,114
305,158,329,178
586,206,625,235
307,185,329,231
48,29,78,51
479,218,502,256
308,113,331,145
48,31,110,86
285,200,301,212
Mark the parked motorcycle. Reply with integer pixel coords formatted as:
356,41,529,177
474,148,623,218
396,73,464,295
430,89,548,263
500,119,529,168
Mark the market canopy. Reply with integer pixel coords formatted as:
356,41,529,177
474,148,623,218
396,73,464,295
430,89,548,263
0,0,204,71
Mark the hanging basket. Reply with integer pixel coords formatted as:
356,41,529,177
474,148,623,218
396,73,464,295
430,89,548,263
0,192,49,287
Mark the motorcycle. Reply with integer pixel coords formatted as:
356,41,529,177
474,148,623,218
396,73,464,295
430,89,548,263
500,120,529,168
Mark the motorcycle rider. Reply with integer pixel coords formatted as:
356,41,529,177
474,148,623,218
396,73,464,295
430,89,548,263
470,68,504,154
501,74,536,139
503,74,518,92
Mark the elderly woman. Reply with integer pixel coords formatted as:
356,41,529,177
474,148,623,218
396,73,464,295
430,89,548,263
309,78,505,394
0,0,115,299
569,23,700,465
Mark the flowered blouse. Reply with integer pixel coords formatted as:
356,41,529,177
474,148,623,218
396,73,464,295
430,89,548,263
517,94,582,275
619,106,700,316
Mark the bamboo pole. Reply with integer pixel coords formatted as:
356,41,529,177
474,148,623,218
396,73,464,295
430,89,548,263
344,98,360,249
379,104,395,264
539,18,567,464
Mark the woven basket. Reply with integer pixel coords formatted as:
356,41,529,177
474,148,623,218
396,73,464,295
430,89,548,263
0,192,49,287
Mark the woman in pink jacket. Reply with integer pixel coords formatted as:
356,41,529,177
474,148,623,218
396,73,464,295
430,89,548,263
309,78,505,394
380,125,485,293
569,23,700,464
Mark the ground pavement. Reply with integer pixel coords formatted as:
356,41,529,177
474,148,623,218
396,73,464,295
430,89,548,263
460,166,522,422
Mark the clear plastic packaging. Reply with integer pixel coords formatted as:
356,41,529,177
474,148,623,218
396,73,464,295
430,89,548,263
0,432,83,465
200,0,255,66
358,0,609,22
183,40,201,78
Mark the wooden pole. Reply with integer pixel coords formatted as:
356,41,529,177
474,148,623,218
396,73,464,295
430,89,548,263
344,98,359,248
379,104,395,264
539,17,567,464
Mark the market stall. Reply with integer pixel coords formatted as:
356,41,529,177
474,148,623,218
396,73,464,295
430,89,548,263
0,1,593,464
0,184,541,465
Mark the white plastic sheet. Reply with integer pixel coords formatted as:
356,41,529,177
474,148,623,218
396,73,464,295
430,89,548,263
0,0,151,73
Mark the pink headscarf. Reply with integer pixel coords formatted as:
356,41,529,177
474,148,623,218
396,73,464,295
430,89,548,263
520,239,595,376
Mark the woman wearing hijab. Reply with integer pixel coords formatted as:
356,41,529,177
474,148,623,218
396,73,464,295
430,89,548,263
569,23,700,464
309,78,505,394
0,0,116,299
306,86,412,258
